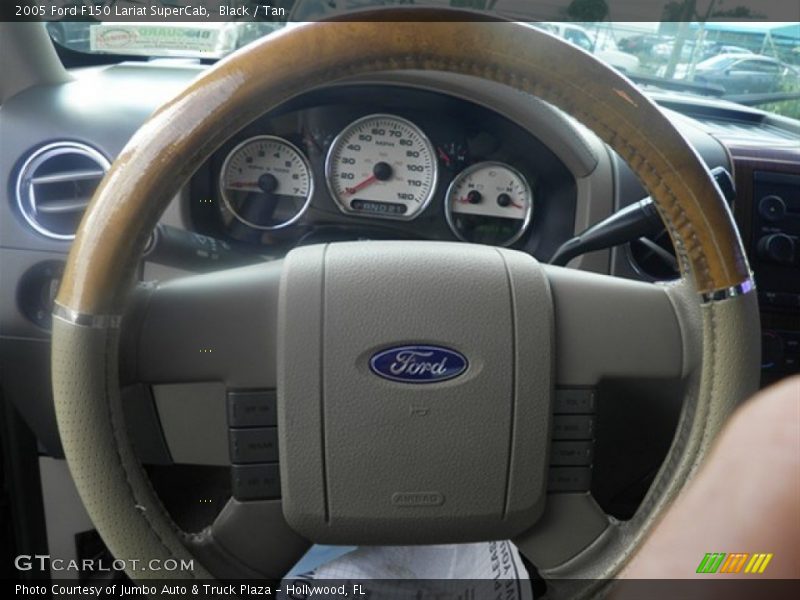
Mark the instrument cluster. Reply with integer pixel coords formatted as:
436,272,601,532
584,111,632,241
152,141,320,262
194,86,573,253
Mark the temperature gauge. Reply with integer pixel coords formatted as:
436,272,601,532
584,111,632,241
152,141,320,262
445,161,533,246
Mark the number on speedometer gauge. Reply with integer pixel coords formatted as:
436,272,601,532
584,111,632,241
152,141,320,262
325,114,438,220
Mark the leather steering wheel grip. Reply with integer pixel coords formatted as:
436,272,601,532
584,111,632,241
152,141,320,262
51,15,759,587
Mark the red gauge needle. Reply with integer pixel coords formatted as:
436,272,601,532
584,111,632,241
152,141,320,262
497,192,524,209
345,174,378,196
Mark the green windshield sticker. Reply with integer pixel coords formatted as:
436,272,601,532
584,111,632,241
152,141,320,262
90,24,235,58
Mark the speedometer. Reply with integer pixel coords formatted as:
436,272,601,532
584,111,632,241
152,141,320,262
325,114,438,220
220,135,313,230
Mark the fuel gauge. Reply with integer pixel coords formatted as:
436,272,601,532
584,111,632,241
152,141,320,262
436,141,469,171
445,161,532,246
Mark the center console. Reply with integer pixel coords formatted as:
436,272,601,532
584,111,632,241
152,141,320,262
730,148,800,384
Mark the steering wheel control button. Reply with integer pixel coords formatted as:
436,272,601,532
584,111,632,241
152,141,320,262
552,416,595,440
549,389,596,490
227,390,277,427
231,464,281,501
229,428,278,464
554,388,596,414
548,467,592,493
550,441,594,466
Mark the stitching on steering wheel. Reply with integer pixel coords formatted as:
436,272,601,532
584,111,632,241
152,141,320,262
102,328,202,578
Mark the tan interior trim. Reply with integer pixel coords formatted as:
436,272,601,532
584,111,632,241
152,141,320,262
0,23,71,103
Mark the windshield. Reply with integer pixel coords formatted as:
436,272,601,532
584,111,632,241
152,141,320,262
45,1,800,117
696,55,739,69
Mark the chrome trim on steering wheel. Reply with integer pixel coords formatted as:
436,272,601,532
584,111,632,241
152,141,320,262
700,277,756,304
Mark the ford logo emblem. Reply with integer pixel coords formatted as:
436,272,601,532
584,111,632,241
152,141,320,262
369,345,468,383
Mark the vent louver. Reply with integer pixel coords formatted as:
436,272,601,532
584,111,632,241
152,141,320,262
15,142,110,240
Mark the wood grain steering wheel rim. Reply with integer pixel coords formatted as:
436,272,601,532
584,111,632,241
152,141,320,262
51,13,759,596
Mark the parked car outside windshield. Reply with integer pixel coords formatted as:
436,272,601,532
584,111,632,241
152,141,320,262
43,3,800,118
692,54,798,94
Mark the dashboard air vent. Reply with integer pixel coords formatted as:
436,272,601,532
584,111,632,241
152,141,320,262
15,142,110,240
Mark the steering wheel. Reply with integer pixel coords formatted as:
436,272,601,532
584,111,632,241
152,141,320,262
52,15,760,597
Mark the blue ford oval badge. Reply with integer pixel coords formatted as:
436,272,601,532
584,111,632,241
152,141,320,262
370,345,468,383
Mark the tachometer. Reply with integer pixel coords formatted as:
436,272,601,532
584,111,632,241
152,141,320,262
220,135,313,230
445,161,533,246
325,114,437,220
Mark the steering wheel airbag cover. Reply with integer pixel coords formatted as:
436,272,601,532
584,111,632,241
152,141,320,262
278,242,553,543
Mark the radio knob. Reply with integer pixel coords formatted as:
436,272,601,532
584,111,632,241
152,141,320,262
759,195,786,222
758,233,795,265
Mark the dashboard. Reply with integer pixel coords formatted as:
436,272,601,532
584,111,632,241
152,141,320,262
189,85,576,258
1,60,798,480
3,63,799,366
1,56,799,570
